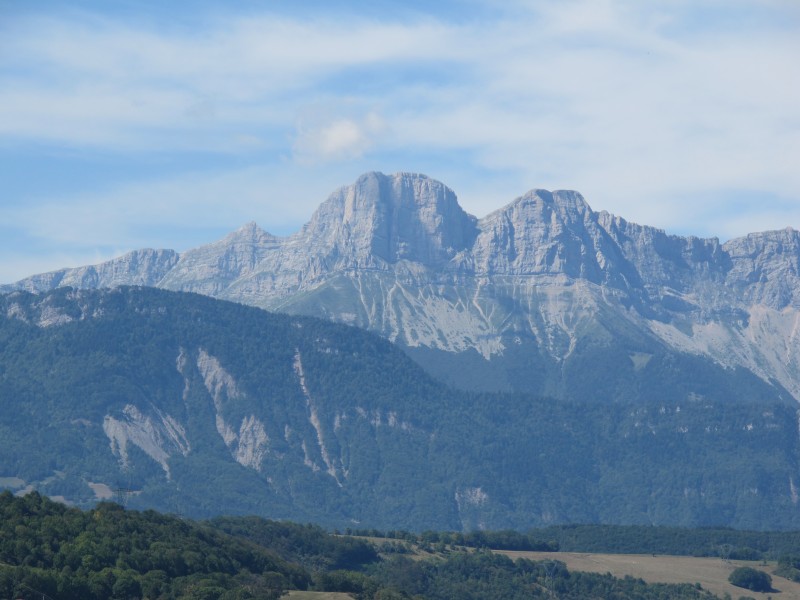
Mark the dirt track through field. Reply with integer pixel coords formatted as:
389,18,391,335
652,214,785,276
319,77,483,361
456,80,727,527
498,551,800,599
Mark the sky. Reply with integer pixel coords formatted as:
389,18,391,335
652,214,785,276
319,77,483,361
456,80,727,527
1,0,799,284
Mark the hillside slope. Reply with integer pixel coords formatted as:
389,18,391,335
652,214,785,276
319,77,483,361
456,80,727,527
2,287,800,530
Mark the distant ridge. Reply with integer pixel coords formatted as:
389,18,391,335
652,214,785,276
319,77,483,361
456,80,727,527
2,286,799,530
4,171,800,402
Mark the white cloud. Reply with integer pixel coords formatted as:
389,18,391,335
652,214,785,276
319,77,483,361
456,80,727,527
0,12,454,150
293,112,387,163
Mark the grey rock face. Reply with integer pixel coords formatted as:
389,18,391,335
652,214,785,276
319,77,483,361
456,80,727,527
5,171,800,401
158,222,281,297
471,190,639,290
1,249,179,295
303,172,478,267
723,228,800,309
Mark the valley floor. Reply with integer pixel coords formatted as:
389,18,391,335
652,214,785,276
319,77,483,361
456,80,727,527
497,551,800,599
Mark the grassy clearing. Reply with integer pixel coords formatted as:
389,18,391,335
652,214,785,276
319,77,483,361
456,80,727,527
497,550,800,599
344,536,800,598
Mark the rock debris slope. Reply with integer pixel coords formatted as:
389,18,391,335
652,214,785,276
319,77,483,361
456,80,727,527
5,172,800,402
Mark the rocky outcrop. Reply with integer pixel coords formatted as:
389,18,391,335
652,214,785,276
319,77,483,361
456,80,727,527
158,222,281,297
103,404,190,478
472,190,608,278
723,228,800,309
2,248,178,295
302,171,478,268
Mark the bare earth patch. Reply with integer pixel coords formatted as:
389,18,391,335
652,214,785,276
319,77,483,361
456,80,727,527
87,481,114,500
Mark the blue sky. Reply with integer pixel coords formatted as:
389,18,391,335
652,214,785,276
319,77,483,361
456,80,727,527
1,0,799,283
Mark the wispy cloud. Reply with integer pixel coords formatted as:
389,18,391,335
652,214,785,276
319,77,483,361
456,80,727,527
293,112,388,163
0,11,456,150
0,1,798,282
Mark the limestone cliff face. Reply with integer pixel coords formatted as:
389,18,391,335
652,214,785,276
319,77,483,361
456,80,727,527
723,228,800,309
4,171,800,401
4,249,179,294
302,172,478,268
157,222,281,297
124,172,478,304
470,189,640,294
598,213,733,314
8,172,793,311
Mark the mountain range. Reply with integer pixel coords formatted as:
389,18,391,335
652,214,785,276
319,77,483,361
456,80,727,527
4,172,800,530
5,171,800,403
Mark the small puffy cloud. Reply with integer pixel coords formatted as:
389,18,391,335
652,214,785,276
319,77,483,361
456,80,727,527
293,112,387,163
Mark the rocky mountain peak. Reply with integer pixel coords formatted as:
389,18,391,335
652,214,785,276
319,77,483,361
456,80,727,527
472,188,627,284
302,171,478,266
225,221,275,244
514,188,591,222
155,222,280,294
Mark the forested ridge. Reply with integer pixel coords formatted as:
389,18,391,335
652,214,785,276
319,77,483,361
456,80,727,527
3,287,800,531
4,492,800,599
0,492,309,599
